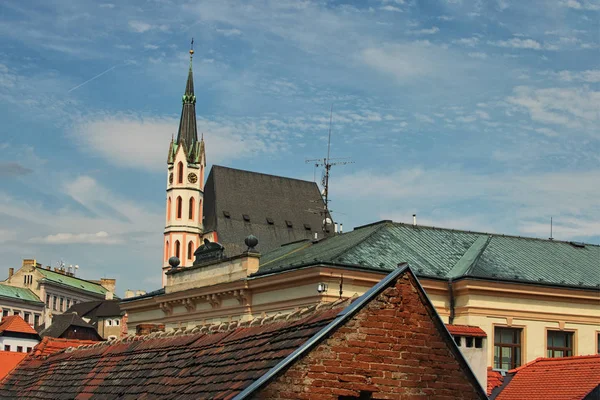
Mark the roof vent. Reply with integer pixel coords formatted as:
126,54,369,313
304,223,311,231
569,241,586,248
223,211,231,218
266,217,274,225
285,220,293,228
242,214,250,222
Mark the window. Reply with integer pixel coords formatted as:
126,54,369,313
189,197,195,220
167,197,172,220
23,312,30,324
60,297,64,311
475,337,483,348
16,346,23,353
66,298,71,309
285,220,293,228
46,294,50,307
494,327,522,370
547,330,574,358
454,336,462,346
34,314,40,327
242,214,250,222
339,391,373,400
114,319,120,326
53,296,57,311
466,337,474,348
13,310,19,316
177,162,183,184
4,345,10,351
165,240,170,261
175,240,180,259
176,196,182,219
266,217,274,225
2,309,9,318
188,241,194,260
108,335,117,341
26,347,32,353
23,275,27,285
597,333,600,354
107,319,113,326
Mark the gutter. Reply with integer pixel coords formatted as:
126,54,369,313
448,278,455,325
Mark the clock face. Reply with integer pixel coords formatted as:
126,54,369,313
188,172,198,184
169,173,173,184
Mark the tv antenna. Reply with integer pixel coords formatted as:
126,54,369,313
305,104,354,231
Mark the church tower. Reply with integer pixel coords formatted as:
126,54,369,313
163,44,206,286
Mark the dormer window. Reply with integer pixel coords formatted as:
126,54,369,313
266,217,274,225
285,220,293,228
304,223,311,231
223,211,231,219
242,214,250,222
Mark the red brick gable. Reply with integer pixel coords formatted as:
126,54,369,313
257,272,486,399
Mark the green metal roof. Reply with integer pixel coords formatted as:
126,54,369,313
255,221,600,289
36,268,108,296
0,284,43,304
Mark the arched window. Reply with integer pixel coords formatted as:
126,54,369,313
200,165,204,185
176,196,182,219
174,240,180,259
187,241,194,260
165,240,169,261
189,197,195,220
198,199,202,222
167,197,172,220
177,162,183,184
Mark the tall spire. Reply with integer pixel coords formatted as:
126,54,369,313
176,38,198,156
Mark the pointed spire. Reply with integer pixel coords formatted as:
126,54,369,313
176,39,198,160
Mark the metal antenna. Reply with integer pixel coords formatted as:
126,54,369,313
550,217,553,240
305,104,354,232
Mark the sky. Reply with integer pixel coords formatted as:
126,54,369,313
0,0,599,294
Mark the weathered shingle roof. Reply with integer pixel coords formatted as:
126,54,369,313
0,266,487,400
0,284,43,304
36,268,108,296
256,220,600,289
495,355,600,400
203,165,332,257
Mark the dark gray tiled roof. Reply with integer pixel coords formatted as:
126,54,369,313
38,313,100,339
203,165,332,256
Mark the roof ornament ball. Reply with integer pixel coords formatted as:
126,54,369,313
168,256,180,270
245,234,258,252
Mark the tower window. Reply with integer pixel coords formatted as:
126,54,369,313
176,196,182,219
174,240,181,259
167,197,172,220
177,162,183,184
165,240,169,261
188,241,194,260
189,197,195,220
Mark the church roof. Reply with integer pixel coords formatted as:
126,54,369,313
256,220,600,290
203,165,333,256
175,49,199,162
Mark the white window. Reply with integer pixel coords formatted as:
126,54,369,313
114,319,120,326
107,319,113,326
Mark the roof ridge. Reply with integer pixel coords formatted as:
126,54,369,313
329,222,388,262
390,221,600,247
36,267,108,288
212,165,318,186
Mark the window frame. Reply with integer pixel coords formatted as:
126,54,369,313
546,329,575,358
493,326,523,370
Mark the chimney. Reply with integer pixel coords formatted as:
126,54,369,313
124,290,135,299
413,214,417,226
105,291,114,300
340,223,343,234
46,266,51,270
8,268,14,279
22,259,36,268
100,278,116,294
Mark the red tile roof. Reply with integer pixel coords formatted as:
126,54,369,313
32,337,99,357
0,315,37,335
0,351,27,380
496,355,600,400
446,324,487,337
487,367,504,395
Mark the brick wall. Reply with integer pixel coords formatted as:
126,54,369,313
258,274,483,400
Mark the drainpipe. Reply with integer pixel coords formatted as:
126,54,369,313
448,278,455,325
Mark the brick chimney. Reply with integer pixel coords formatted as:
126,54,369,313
8,268,14,279
100,278,116,294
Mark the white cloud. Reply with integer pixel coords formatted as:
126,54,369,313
99,3,115,8
562,0,600,10
491,38,542,50
216,28,242,36
128,20,152,33
144,44,159,50
415,113,435,123
380,5,403,12
29,231,122,245
554,70,600,83
507,86,600,131
468,52,488,59
410,27,440,35
454,37,480,47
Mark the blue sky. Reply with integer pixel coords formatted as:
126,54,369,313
1,0,598,294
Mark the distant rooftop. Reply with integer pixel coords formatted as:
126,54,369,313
256,220,600,289
0,284,43,304
36,267,108,296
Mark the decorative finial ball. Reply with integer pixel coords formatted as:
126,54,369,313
245,234,258,249
189,49,194,55
168,256,181,269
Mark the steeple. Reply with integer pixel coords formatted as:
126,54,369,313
176,39,198,158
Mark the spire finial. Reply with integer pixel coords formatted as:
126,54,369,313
190,38,194,57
